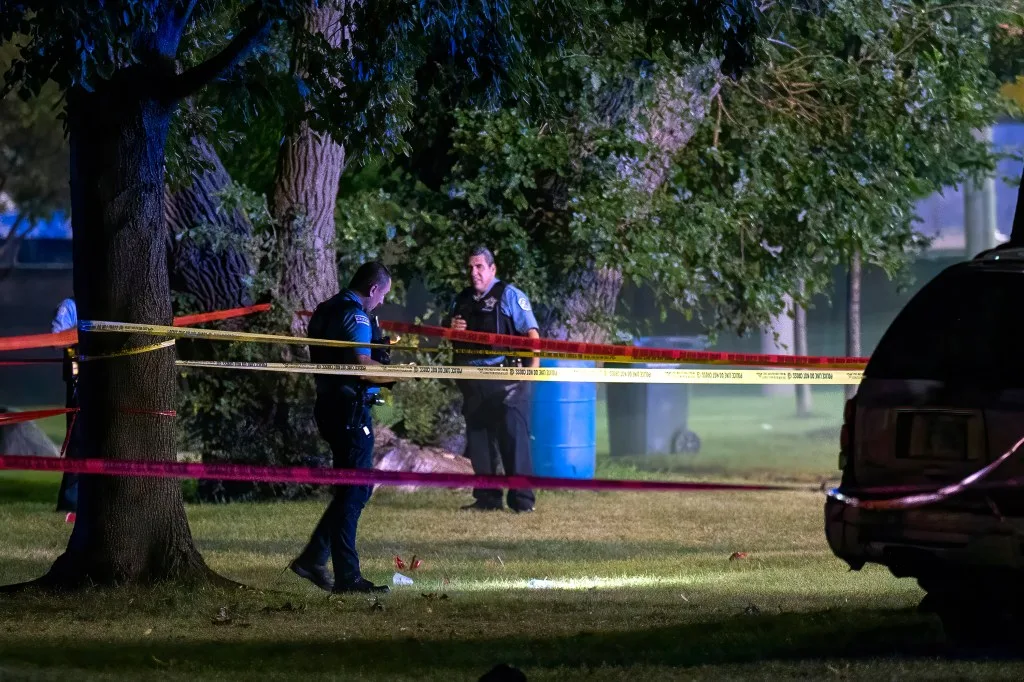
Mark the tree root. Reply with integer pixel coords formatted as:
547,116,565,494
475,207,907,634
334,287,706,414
0,554,256,595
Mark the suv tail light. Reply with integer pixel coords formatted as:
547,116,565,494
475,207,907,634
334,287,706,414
839,396,856,471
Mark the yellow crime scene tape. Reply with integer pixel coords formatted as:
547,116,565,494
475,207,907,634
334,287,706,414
80,320,700,365
83,321,593,363
176,359,863,385
78,339,177,362
82,321,863,384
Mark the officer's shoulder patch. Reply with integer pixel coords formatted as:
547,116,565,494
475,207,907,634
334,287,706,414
517,296,532,312
353,313,370,326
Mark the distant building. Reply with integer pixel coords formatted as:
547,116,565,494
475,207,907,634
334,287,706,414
915,121,1024,255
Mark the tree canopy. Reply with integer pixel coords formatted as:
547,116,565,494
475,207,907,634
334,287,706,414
0,0,768,586
335,0,1016,340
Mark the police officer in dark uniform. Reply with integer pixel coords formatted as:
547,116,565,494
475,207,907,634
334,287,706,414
449,246,540,513
290,262,396,593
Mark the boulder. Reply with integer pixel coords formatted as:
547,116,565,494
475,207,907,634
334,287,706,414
0,409,60,458
373,426,473,492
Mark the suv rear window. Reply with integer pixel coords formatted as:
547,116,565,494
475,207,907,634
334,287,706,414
866,266,1024,384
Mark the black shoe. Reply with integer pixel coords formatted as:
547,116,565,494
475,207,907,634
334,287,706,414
511,506,535,514
333,577,390,594
461,501,503,511
290,559,334,592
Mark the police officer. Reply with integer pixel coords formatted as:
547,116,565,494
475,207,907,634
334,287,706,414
290,262,396,593
449,246,540,513
51,297,81,516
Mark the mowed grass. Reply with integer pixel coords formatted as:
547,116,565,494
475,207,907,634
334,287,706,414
597,390,844,482
4,393,1020,679
3,478,1024,680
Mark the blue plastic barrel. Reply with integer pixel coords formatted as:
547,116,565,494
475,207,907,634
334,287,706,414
529,358,596,479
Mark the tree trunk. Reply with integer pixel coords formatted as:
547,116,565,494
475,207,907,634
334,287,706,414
546,59,721,343
760,294,794,398
166,136,253,314
845,251,862,402
964,127,997,258
39,83,210,587
273,1,352,336
794,280,812,417
273,120,344,334
544,266,624,342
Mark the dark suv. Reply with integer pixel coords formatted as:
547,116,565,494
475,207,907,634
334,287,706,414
826,247,1024,640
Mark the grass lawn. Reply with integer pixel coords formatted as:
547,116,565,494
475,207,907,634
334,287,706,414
2,476,1023,680
6,392,1008,679
596,389,844,483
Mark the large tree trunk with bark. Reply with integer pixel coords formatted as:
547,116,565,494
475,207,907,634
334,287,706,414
273,121,344,334
794,280,812,417
545,267,624,343
845,251,862,401
273,1,352,336
165,137,270,504
40,82,210,587
545,59,721,342
166,136,253,314
181,0,354,503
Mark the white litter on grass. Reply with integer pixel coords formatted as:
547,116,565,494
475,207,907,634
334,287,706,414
507,574,730,591
392,572,414,586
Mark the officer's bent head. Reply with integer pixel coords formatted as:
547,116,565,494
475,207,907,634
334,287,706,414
349,262,392,312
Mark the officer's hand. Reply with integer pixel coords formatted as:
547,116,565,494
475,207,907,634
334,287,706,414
451,315,467,331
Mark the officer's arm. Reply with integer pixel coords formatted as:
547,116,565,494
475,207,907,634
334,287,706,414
353,353,396,383
52,299,76,334
524,328,541,368
346,313,400,385
506,287,542,368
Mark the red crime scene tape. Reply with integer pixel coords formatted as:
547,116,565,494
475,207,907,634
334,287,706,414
0,453,810,494
382,320,868,370
0,408,76,425
0,303,272,353
828,434,1024,511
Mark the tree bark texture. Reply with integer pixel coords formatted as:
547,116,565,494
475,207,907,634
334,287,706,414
760,294,794,398
545,267,625,343
845,251,862,401
45,82,210,586
165,136,253,314
794,280,812,417
547,60,721,342
273,0,355,337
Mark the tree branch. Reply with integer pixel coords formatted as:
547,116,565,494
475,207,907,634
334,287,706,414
180,0,201,28
165,6,274,101
0,213,32,269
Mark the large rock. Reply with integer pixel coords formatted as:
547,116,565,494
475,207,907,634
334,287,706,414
373,426,473,492
0,409,60,458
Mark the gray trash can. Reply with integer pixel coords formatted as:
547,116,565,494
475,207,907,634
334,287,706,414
606,335,709,457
